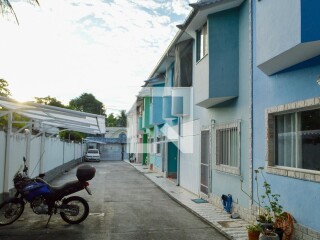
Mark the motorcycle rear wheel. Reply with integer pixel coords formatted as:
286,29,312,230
60,196,89,224
0,198,25,226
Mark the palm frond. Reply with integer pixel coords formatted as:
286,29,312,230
0,0,19,24
0,0,40,24
27,0,40,6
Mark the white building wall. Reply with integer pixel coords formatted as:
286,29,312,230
179,120,201,195
105,127,127,138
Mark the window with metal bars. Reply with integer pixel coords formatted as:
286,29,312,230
215,121,240,169
156,136,162,154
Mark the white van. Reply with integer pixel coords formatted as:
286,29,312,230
85,149,100,162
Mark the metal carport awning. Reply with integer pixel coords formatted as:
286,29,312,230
0,96,106,193
0,96,106,134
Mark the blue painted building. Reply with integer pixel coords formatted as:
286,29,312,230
143,76,165,170
146,44,182,179
179,0,252,214
253,0,320,236
127,1,320,238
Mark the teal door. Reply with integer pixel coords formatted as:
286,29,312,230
167,141,178,178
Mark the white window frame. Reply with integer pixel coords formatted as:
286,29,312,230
266,97,320,183
198,22,208,60
156,143,161,154
212,120,241,175
148,138,154,154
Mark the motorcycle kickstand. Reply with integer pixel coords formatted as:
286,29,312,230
45,213,53,228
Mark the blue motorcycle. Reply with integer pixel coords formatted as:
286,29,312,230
0,157,96,226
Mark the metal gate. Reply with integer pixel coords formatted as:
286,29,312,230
200,130,210,195
100,144,122,161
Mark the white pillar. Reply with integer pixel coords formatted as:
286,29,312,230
25,126,31,172
39,126,45,174
4,113,12,193
177,117,181,186
63,141,65,164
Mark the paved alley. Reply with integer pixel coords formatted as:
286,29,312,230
0,161,227,240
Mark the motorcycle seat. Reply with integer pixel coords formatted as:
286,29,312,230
50,180,82,193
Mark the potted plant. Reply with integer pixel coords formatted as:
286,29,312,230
247,224,262,240
254,167,283,240
241,167,293,239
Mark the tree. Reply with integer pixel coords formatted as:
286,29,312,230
116,110,127,127
0,0,39,24
59,130,85,143
106,113,117,127
0,79,28,129
105,111,127,127
0,79,11,97
0,78,11,128
69,93,105,115
34,96,66,108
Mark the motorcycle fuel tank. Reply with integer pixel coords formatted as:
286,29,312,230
22,182,51,201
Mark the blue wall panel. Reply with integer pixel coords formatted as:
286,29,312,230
163,96,176,119
151,83,165,125
253,0,320,232
301,0,320,42
208,8,239,99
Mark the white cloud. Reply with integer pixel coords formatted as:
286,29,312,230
171,0,192,16
0,0,192,113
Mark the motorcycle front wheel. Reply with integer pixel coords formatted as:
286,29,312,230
60,196,89,224
0,198,25,226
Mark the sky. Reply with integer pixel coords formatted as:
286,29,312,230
0,0,195,115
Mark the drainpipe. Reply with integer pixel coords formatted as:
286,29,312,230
3,112,12,195
249,0,254,208
177,116,181,186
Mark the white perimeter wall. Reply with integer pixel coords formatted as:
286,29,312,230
0,131,6,194
0,131,84,193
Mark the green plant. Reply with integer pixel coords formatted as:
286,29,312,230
241,168,288,238
247,224,262,233
255,167,283,223
247,224,262,240
256,213,273,224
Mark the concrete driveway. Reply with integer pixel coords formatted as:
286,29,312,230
0,161,227,240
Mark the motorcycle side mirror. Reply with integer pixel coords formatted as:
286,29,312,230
39,173,45,178
22,157,28,174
